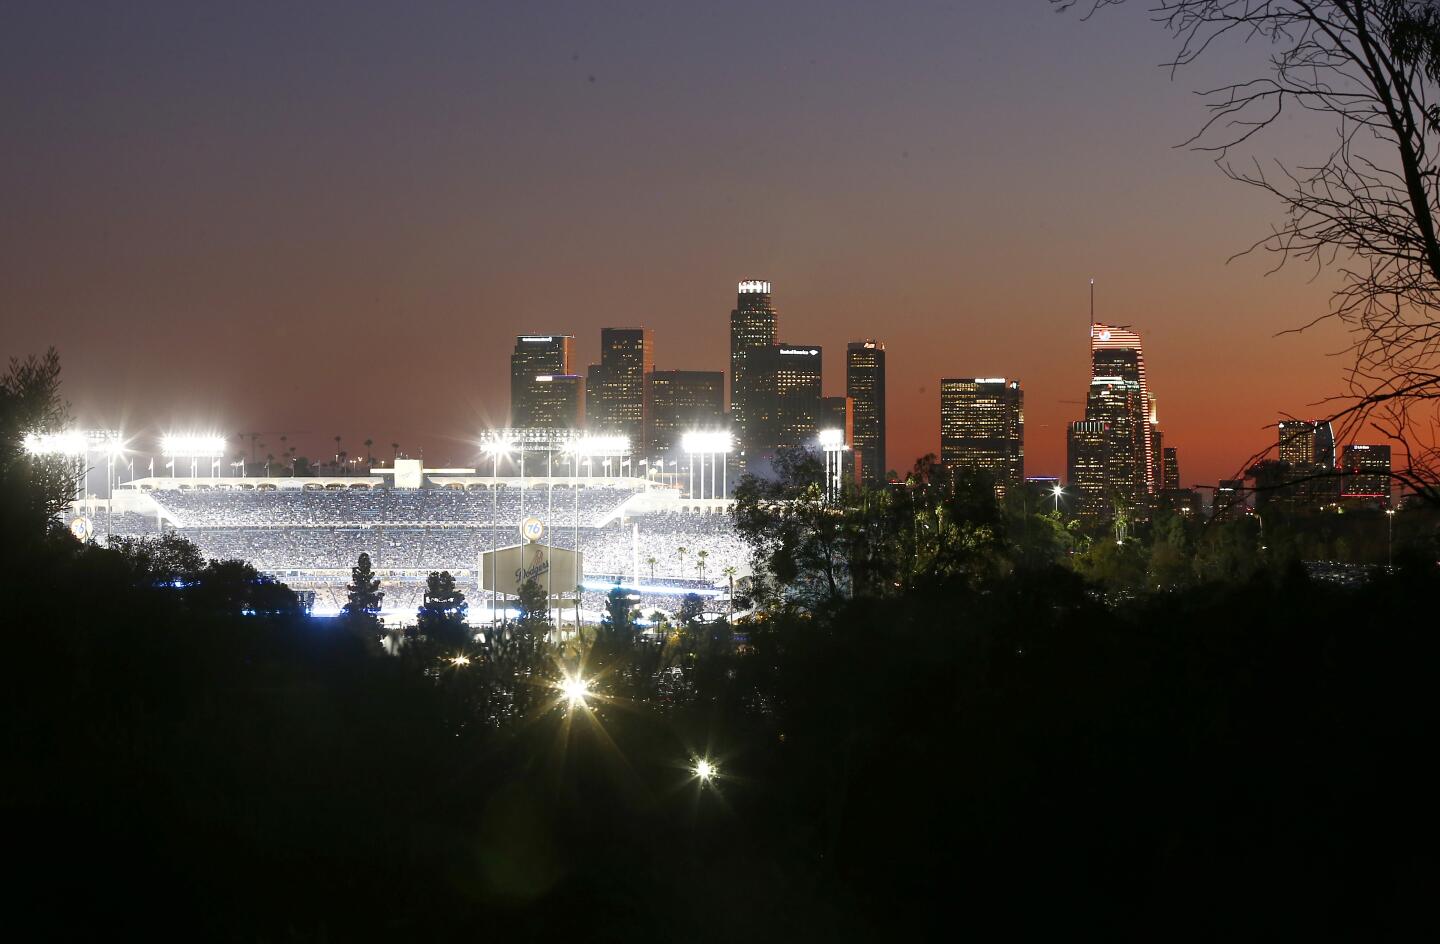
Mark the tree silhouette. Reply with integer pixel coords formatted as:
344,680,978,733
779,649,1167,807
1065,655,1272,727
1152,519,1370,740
416,570,468,646
1058,0,1440,503
343,552,383,626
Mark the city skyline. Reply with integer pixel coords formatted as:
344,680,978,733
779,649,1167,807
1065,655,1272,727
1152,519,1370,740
0,2,1351,489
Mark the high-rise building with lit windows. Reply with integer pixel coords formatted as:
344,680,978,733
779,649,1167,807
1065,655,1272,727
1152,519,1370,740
753,344,823,453
526,374,584,430
1066,420,1109,517
648,370,725,459
586,327,653,445
1341,443,1391,502
729,280,778,457
1066,320,1165,517
510,335,575,428
1278,420,1336,468
1089,323,1159,494
846,340,887,485
940,378,1024,492
1162,447,1180,491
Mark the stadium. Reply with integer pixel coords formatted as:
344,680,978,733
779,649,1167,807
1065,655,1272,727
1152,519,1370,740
101,443,752,625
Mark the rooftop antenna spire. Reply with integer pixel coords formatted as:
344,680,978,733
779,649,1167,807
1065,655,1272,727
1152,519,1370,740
1089,278,1095,327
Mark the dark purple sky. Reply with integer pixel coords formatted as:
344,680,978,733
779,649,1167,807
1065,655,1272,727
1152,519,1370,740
0,1,1350,483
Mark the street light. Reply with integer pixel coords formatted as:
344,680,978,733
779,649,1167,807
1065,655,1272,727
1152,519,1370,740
1386,508,1396,570
1051,483,1065,514
693,757,718,785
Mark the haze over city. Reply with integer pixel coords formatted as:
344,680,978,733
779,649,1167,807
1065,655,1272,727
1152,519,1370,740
1,1,1347,485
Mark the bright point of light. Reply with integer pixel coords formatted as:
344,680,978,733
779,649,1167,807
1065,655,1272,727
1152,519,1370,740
482,436,514,457
681,430,733,454
449,654,471,667
694,758,717,782
558,674,591,708
817,428,846,450
1051,485,1064,496
162,434,227,458
22,430,89,457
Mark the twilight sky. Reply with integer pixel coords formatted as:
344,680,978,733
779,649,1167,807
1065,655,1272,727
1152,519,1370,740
0,1,1353,485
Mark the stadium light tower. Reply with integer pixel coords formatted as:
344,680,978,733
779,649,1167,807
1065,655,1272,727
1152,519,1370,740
24,429,126,533
162,433,226,480
818,428,848,502
682,430,733,502
482,434,514,634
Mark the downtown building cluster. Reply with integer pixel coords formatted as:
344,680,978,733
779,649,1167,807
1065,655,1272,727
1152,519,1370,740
508,281,889,485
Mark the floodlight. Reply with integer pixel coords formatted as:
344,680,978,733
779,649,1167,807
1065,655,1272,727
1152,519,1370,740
693,758,718,783
817,429,846,450
22,430,88,457
162,434,227,458
681,431,733,454
482,435,514,457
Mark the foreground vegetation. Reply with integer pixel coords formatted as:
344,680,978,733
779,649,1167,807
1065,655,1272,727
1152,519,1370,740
5,353,1437,939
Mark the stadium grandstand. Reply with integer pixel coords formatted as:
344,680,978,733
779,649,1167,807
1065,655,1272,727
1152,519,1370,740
104,457,749,623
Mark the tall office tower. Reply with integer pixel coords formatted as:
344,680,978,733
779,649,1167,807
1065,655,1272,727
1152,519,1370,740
1212,479,1247,520
754,344,823,453
1085,377,1148,504
648,369,725,459
1150,426,1165,489
1341,444,1391,501
585,327,654,445
1162,447,1180,491
1278,420,1337,467
528,374,584,430
940,378,1025,493
1067,420,1110,517
510,335,575,427
729,280,778,456
846,340,887,485
1089,323,1159,493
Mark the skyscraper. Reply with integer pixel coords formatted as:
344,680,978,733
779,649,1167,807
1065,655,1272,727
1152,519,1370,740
1085,376,1147,504
648,370,725,459
1278,420,1336,468
754,344,823,454
1341,443,1391,501
940,378,1024,493
1066,420,1109,518
585,327,653,447
1089,323,1158,494
510,335,575,428
729,280,778,457
527,373,584,430
1162,447,1180,492
846,340,887,485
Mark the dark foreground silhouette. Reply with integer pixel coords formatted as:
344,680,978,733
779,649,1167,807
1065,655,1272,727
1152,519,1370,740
5,523,1436,941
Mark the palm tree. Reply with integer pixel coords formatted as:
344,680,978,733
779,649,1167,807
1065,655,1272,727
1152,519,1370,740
676,546,688,577
333,435,342,466
721,565,738,620
364,438,374,466
391,442,400,459
696,549,708,581
646,556,657,580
